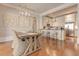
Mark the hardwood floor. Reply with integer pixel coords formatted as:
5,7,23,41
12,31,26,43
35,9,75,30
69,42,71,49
0,37,79,56
30,37,79,56
0,41,13,56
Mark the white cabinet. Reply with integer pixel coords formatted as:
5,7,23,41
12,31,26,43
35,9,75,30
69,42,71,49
41,29,64,40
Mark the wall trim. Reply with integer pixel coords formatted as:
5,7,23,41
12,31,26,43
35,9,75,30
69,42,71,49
0,36,13,42
0,3,39,17
41,4,76,16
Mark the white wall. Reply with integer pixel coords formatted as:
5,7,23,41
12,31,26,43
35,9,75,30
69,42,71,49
0,5,39,42
0,12,6,42
76,4,79,44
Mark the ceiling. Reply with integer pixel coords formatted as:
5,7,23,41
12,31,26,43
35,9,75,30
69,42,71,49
9,3,64,13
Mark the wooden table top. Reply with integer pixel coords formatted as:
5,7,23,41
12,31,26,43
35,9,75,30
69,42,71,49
26,33,39,36
18,32,39,37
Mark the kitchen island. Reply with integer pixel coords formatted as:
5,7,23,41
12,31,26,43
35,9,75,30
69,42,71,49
41,28,65,40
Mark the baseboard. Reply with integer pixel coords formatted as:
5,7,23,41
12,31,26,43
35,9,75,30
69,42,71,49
0,36,13,42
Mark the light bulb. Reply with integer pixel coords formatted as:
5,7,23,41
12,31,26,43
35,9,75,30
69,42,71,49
28,13,31,16
25,12,28,16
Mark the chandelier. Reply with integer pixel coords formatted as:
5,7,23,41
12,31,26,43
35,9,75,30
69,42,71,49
18,4,31,16
19,10,31,16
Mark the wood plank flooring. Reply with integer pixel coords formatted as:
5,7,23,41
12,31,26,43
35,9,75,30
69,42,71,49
0,41,13,56
30,37,79,56
0,37,79,56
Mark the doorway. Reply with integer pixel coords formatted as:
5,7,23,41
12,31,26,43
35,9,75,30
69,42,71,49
64,13,77,48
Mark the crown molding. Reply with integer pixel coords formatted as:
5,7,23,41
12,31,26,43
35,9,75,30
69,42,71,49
40,4,77,16
0,3,39,16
